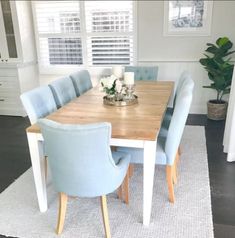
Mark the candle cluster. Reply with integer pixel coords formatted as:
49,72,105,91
100,66,136,101
124,72,134,85
112,66,135,85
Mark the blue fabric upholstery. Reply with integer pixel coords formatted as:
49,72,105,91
164,79,194,165
118,76,194,166
69,70,92,96
20,86,57,124
38,119,130,197
121,137,167,165
125,66,158,81
159,71,192,137
49,76,77,108
173,71,192,108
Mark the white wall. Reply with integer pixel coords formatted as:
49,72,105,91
39,1,235,114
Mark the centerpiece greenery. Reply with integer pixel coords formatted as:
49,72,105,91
100,75,125,99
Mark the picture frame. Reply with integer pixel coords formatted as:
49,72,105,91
163,1,213,36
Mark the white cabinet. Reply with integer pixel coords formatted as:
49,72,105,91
0,1,39,116
0,0,18,62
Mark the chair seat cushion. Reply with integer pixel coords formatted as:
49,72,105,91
117,136,167,165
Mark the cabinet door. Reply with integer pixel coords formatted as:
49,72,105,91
0,0,17,59
0,3,8,60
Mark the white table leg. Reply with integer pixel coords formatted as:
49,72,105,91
27,132,47,212
143,140,156,226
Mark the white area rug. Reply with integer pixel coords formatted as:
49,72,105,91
0,126,213,238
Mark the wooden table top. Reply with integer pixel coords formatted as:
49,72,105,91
27,81,174,141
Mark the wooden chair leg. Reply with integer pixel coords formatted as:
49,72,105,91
123,168,129,205
176,149,180,175
56,192,68,235
117,185,122,200
172,150,180,185
100,195,111,238
178,146,182,156
166,165,175,203
129,164,134,178
172,161,177,185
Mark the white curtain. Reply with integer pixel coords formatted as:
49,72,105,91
223,68,235,162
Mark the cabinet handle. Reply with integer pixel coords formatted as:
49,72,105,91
0,99,5,102
0,83,2,86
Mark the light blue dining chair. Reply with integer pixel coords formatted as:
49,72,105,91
38,119,130,236
159,71,192,138
49,76,77,108
125,66,158,81
69,70,93,96
118,77,194,203
20,86,58,181
20,85,57,124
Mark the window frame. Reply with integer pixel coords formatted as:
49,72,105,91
31,0,137,74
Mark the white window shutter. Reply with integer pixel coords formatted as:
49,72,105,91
33,1,134,68
85,1,134,66
34,1,83,66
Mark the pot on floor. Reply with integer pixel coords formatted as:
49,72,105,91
207,100,228,120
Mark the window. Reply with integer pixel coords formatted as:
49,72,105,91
34,1,83,67
48,38,82,65
33,1,135,70
85,1,134,66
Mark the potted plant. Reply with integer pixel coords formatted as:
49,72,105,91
199,37,235,120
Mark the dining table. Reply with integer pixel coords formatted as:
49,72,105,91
26,80,174,226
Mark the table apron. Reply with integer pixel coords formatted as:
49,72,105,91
32,132,147,149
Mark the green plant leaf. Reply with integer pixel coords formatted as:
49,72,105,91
224,50,235,57
203,85,214,89
205,45,218,54
216,37,229,47
200,36,234,95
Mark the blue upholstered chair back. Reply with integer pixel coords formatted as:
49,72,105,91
165,77,194,165
20,86,57,124
173,71,191,108
125,66,158,81
49,76,77,108
69,70,93,96
38,119,129,197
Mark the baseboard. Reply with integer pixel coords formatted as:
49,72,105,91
0,108,26,117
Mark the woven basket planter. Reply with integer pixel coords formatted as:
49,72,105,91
207,100,228,120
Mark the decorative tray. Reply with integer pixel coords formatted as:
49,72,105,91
103,95,138,107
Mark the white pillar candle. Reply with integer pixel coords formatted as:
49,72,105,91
124,72,134,85
112,66,123,78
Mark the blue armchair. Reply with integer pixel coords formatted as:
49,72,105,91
125,66,158,81
118,76,194,203
49,76,77,108
69,70,93,96
38,119,130,236
20,85,57,124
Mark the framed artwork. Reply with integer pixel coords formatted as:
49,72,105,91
164,1,213,36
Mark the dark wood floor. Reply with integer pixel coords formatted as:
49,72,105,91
0,114,235,238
